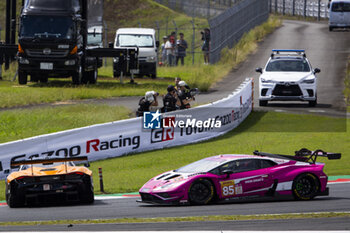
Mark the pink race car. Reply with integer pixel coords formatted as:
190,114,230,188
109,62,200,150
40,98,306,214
138,149,341,205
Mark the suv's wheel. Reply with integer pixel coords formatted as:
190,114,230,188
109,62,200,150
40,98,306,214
308,96,317,107
89,68,98,84
259,100,268,106
18,71,28,85
292,173,319,200
188,179,214,205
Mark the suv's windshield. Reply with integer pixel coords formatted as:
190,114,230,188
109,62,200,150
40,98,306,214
117,34,154,47
20,15,75,39
332,2,350,12
265,59,311,72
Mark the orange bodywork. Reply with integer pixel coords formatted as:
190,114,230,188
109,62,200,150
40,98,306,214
7,164,92,184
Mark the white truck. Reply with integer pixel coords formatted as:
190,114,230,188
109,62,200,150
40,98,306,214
113,28,159,79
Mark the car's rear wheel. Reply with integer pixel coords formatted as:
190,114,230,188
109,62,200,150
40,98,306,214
188,179,214,205
292,173,319,200
259,100,268,106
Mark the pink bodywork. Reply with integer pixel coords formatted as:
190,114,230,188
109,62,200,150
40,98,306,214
139,154,328,204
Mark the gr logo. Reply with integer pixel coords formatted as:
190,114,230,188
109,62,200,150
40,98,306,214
151,127,174,143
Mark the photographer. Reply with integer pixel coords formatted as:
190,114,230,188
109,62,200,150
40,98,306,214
177,81,197,109
162,85,181,112
136,91,159,117
201,28,210,65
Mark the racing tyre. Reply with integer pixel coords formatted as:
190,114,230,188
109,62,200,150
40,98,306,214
18,71,27,85
292,173,319,200
150,73,157,79
259,100,268,106
188,179,214,205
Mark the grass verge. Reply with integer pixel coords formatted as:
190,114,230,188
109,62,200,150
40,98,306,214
1,212,349,226
1,110,348,199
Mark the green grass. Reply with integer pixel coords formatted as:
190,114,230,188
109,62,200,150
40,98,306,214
1,110,349,200
0,104,131,144
1,212,349,226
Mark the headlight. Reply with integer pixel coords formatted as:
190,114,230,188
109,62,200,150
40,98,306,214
261,78,273,83
64,60,76,66
146,56,156,62
302,79,315,84
19,57,29,64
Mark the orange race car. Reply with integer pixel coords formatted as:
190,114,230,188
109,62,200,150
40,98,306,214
5,156,94,208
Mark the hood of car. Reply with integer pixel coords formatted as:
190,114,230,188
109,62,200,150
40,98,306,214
140,171,201,192
260,72,314,82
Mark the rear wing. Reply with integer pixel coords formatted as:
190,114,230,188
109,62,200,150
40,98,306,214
271,49,306,58
253,148,341,164
11,156,89,168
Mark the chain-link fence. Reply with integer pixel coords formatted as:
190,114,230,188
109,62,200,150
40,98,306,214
209,0,269,63
153,0,244,18
269,0,330,19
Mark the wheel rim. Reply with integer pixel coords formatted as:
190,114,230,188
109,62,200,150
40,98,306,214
295,176,315,197
190,183,210,202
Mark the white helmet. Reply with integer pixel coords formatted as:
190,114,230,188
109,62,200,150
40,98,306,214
145,91,155,102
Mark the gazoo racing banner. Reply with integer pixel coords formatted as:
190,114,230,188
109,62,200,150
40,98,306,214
0,78,253,179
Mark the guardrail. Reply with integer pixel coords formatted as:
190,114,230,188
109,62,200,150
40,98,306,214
0,78,253,179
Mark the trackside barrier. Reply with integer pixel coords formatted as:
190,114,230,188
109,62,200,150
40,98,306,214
0,78,253,179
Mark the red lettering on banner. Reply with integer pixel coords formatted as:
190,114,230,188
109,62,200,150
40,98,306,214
86,139,100,153
163,117,175,128
162,127,174,141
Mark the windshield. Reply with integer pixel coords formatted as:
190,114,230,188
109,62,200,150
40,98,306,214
266,59,311,72
88,33,102,45
117,34,154,47
175,158,225,173
332,2,350,12
20,15,75,39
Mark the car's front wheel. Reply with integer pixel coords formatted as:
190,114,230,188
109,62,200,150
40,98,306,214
188,179,214,205
292,173,319,200
309,96,317,107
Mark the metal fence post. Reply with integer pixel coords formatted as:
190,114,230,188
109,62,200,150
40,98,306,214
103,21,108,67
207,0,211,19
304,0,307,18
292,0,295,16
275,0,278,14
318,0,321,21
98,167,104,193
191,19,195,65
283,0,285,15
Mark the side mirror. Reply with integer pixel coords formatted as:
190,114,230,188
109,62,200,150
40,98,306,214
108,42,114,48
314,68,321,74
222,169,233,178
156,41,160,48
4,169,10,174
255,67,263,74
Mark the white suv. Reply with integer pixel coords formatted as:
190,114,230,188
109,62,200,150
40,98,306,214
256,50,320,107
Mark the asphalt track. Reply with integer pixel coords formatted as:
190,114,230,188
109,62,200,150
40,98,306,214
0,183,349,231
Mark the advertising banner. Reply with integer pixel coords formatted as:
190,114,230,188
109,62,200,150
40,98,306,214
0,78,253,179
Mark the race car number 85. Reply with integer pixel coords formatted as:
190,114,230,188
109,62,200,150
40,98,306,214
221,180,235,196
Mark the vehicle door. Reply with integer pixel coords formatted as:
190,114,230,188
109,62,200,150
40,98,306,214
213,159,275,199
